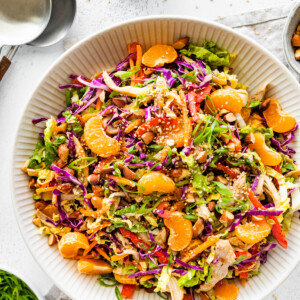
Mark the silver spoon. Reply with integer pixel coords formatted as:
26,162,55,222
0,0,52,80
0,0,76,81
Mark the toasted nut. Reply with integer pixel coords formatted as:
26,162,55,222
192,218,204,238
92,185,104,196
57,182,74,194
91,197,103,209
172,37,189,49
141,131,155,144
208,201,216,212
63,166,75,176
35,200,48,211
106,124,119,135
295,48,300,61
29,178,35,189
48,234,57,246
133,109,145,118
123,166,136,180
32,218,42,227
41,191,53,201
219,109,230,116
260,99,271,111
216,175,228,185
174,187,183,200
171,168,183,178
69,211,80,219
244,132,255,144
58,144,69,162
196,151,207,163
292,33,300,47
171,202,185,212
220,211,234,227
285,169,300,178
56,159,67,168
112,98,126,107
88,174,100,185
226,142,236,152
223,112,236,123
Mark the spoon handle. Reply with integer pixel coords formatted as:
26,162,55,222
0,46,19,81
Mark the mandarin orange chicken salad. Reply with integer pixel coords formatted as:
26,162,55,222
23,38,300,300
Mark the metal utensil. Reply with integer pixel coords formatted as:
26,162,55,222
0,0,51,80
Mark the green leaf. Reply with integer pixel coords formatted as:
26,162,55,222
44,119,53,145
233,255,248,265
115,287,123,300
148,144,164,152
183,214,198,221
65,89,72,107
115,204,138,215
246,100,260,109
68,157,97,170
114,66,141,80
192,172,213,195
213,181,232,197
137,197,161,215
62,110,83,135
97,274,118,287
28,139,44,169
181,41,230,67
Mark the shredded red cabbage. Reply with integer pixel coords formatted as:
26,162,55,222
251,175,259,191
152,68,177,88
59,84,83,89
116,52,136,71
32,117,47,125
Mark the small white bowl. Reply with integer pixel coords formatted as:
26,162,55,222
0,265,44,299
283,2,300,75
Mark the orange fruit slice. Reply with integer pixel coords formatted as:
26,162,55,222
77,258,112,275
58,232,89,258
263,99,296,133
235,217,271,244
214,279,239,300
164,212,193,251
138,171,175,195
142,44,178,67
84,115,120,157
206,89,243,114
248,132,282,166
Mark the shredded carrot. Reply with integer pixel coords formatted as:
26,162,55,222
108,175,136,187
51,116,58,136
36,186,56,195
75,254,94,259
96,98,101,111
132,261,143,271
128,42,138,86
80,208,101,217
83,240,98,257
82,112,98,121
124,119,142,134
87,221,112,235
140,275,154,284
179,91,191,147
96,248,110,261
111,253,130,262
86,193,95,199
136,44,142,67
180,235,220,263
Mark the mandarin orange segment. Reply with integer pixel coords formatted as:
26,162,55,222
156,119,192,148
235,217,271,244
164,212,193,251
84,115,120,157
214,279,239,300
172,37,189,50
58,232,90,258
142,44,178,68
263,99,296,133
206,89,243,114
138,171,175,195
248,132,282,166
77,258,112,275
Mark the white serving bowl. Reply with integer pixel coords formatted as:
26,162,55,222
0,265,44,299
12,16,300,300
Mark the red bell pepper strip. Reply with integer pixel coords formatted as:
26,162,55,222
239,271,249,278
247,189,287,249
195,85,212,103
119,228,168,264
183,295,193,300
216,163,238,179
273,165,281,173
235,251,251,259
121,284,136,299
188,91,201,123
230,134,242,153
156,202,171,219
135,117,179,137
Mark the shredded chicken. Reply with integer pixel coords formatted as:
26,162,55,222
200,240,235,291
197,204,210,221
229,172,247,200
254,174,265,196
264,176,281,206
168,276,185,300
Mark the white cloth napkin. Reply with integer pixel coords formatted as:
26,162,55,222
45,3,296,299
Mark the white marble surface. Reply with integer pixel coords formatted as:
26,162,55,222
1,0,299,299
